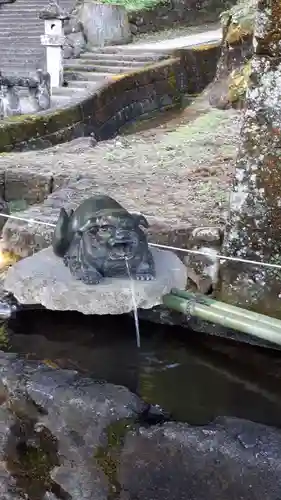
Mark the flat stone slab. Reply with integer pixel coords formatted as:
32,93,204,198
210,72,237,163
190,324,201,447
4,246,187,315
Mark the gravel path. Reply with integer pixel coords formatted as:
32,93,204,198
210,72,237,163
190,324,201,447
0,94,241,227
132,22,221,44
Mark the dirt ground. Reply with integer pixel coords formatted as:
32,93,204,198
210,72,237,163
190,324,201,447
0,92,241,228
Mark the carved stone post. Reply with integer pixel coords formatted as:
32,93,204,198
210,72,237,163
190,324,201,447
39,1,69,89
220,0,281,318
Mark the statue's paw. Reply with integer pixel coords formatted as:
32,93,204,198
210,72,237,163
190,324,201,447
63,254,70,267
79,267,103,285
81,275,102,285
136,273,156,281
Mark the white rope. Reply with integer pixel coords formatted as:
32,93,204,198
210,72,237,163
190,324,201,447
148,243,281,270
0,212,56,228
1,212,281,271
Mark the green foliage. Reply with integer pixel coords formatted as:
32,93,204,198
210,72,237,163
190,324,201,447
100,0,165,11
9,199,29,213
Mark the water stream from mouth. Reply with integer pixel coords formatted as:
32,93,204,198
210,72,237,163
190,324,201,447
125,257,141,348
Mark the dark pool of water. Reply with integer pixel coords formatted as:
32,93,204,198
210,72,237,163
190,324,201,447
6,310,281,429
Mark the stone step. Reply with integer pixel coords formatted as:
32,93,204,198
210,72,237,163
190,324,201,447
0,20,41,26
51,86,90,96
50,94,84,108
0,13,43,21
0,7,44,12
0,57,42,64
0,44,43,51
66,80,101,89
0,54,42,60
64,70,111,82
79,46,167,56
0,52,42,59
0,63,44,70
0,67,44,77
66,58,145,68
81,51,168,62
0,28,42,34
0,48,43,54
0,35,41,42
0,64,44,72
64,63,135,74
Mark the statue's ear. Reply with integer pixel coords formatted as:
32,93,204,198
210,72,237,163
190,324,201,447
131,212,149,229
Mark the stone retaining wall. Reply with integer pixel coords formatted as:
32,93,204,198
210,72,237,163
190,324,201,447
0,44,220,153
129,0,236,35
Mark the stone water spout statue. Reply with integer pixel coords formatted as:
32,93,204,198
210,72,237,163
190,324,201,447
52,194,156,285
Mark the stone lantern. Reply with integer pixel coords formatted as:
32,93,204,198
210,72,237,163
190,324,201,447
39,1,70,90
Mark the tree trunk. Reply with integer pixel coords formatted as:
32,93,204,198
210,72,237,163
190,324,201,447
220,0,281,318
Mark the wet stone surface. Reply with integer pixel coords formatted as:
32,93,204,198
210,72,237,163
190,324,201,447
0,352,147,500
1,349,281,499
4,247,187,315
119,417,281,500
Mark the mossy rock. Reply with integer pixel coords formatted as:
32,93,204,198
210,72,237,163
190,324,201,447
227,60,251,105
220,0,257,44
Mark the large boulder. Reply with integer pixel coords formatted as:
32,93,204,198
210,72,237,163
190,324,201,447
119,417,281,500
4,246,187,315
63,13,87,59
0,352,148,500
77,1,132,47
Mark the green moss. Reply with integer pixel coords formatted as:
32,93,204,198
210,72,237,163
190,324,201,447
227,60,251,103
168,72,177,89
6,443,57,499
3,113,39,122
0,102,83,152
166,109,228,144
9,199,29,213
95,419,134,497
0,324,9,349
192,42,221,51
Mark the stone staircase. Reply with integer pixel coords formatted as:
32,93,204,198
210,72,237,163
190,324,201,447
62,48,169,94
0,0,169,110
0,0,75,76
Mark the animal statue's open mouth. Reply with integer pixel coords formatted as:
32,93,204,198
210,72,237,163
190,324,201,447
108,240,135,260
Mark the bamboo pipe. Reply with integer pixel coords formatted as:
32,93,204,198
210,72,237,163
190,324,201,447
162,293,281,347
170,288,281,331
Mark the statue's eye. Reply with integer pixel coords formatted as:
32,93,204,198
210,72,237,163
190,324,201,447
99,225,110,232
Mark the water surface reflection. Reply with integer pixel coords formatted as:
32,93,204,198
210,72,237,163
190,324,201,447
7,310,281,427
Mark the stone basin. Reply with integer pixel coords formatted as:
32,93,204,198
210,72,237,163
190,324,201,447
4,246,187,315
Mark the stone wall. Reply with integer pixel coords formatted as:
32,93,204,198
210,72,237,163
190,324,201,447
0,44,220,152
129,0,237,35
